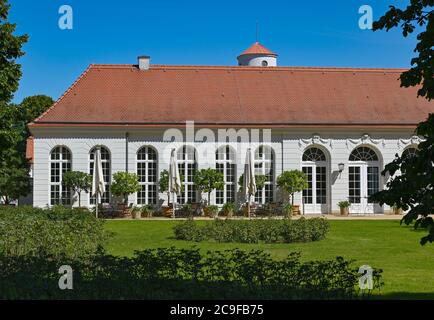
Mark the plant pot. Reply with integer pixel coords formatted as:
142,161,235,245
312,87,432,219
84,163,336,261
132,211,141,219
203,207,217,218
340,207,349,216
142,211,153,218
162,206,174,218
393,208,403,215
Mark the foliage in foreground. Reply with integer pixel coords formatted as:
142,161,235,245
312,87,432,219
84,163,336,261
373,0,433,100
0,247,383,300
370,114,434,245
173,218,329,243
0,206,111,259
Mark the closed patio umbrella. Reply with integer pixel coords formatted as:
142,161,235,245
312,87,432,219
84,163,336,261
168,148,182,218
243,148,257,218
92,147,105,218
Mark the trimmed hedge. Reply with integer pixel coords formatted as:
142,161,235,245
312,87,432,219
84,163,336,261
0,247,383,299
173,218,329,243
0,206,111,259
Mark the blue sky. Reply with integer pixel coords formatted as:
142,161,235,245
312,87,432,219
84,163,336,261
9,0,416,103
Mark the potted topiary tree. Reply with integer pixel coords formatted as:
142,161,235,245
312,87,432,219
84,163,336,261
110,172,141,216
337,201,350,216
276,170,308,216
194,168,224,216
62,171,92,208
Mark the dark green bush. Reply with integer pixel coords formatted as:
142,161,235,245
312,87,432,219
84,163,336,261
172,218,206,242
0,247,383,299
173,217,329,243
0,206,111,259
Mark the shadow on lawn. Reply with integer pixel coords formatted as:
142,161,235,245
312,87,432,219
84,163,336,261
379,292,434,300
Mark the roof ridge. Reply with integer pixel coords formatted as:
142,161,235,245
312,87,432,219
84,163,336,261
33,64,94,123
90,63,408,73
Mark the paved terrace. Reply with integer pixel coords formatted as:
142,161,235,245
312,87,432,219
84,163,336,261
107,214,405,221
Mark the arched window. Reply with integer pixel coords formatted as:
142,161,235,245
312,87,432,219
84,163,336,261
90,147,111,204
348,146,380,212
302,147,326,162
402,147,418,159
177,145,197,204
50,146,72,206
216,146,236,204
137,146,158,205
302,147,328,212
254,146,274,204
349,147,379,161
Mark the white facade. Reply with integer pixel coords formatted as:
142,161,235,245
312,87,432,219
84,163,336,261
31,125,421,214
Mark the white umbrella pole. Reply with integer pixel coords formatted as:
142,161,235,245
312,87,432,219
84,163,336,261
172,192,176,219
95,192,98,218
247,194,251,219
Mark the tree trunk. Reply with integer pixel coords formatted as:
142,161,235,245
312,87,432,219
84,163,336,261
208,192,211,206
78,192,81,207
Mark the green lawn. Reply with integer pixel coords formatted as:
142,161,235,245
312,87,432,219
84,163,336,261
104,219,434,299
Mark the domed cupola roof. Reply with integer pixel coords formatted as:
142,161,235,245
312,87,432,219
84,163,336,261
238,42,277,58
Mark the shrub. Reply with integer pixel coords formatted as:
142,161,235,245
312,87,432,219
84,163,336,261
173,218,329,243
0,247,383,299
172,219,206,242
0,206,111,259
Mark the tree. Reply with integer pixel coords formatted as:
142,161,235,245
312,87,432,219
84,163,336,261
0,149,31,204
0,0,28,153
373,1,433,100
63,171,92,207
370,1,434,245
194,168,224,205
370,114,434,245
18,95,54,123
110,172,140,204
276,170,308,206
159,170,170,202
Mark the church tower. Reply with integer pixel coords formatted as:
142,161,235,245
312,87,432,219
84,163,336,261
237,42,278,67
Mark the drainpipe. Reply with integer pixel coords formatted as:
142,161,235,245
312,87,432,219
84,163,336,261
125,132,129,172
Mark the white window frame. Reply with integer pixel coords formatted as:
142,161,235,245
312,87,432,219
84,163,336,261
254,145,274,204
177,145,197,204
215,145,236,205
136,146,158,206
49,146,72,206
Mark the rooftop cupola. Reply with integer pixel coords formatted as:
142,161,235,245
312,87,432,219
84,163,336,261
237,42,278,67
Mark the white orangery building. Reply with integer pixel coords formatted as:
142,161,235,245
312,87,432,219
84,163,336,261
27,42,434,214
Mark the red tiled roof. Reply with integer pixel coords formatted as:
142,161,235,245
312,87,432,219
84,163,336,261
238,42,277,57
26,136,34,163
31,64,434,127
